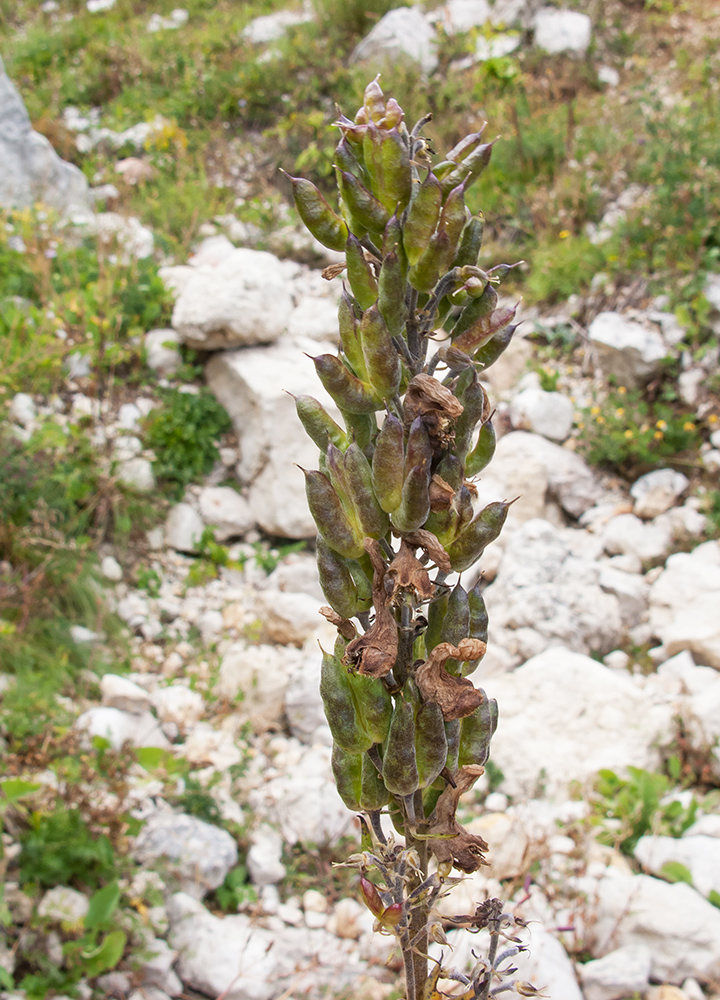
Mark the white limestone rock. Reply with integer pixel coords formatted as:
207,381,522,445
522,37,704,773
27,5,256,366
351,7,438,76
165,503,204,554
9,393,37,428
486,647,674,799
139,938,183,997
100,673,151,714
101,554,123,581
590,869,720,982
579,945,652,1000
253,589,326,647
533,8,592,54
37,887,89,928
150,685,205,729
75,707,169,750
115,457,156,493
598,564,649,626
630,468,688,519
133,812,238,898
649,541,720,668
634,835,720,899
0,56,92,217
509,385,574,441
588,312,668,387
145,329,182,375
433,0,492,32
247,825,286,886
284,644,331,746
242,5,314,44
481,519,624,662
215,642,300,730
147,8,188,32
198,486,253,541
601,512,674,564
172,248,295,350
205,338,340,537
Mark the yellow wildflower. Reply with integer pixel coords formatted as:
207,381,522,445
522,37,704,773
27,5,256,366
708,414,718,424
615,408,625,417
683,421,696,431
624,429,633,439
590,406,601,416
617,386,627,395
597,415,606,424
559,230,571,239
655,419,668,431
654,430,664,440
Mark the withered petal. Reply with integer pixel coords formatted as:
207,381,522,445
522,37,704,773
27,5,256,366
388,540,435,601
319,605,358,640
416,642,486,720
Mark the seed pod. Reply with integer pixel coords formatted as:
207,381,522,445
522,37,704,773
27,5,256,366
424,590,448,655
372,413,405,513
363,76,386,123
445,718,460,775
363,122,412,214
438,180,468,255
475,323,519,370
295,395,348,454
359,751,390,811
404,416,432,482
346,234,378,310
312,354,382,414
440,583,470,676
383,212,407,281
338,291,368,382
344,442,389,539
465,418,496,477
462,579,488,676
454,303,518,357
382,696,419,797
447,499,512,573
348,558,373,612
303,468,365,560
415,696,448,789
349,672,393,744
458,693,498,768
321,647,373,754
453,367,487,461
316,535,362,619
403,172,442,267
282,172,349,251
391,463,431,534
332,743,362,810
335,134,369,186
455,485,475,536
378,247,406,338
453,213,485,269
337,169,390,236
359,305,401,401
440,141,494,198
446,126,488,164
341,409,377,451
450,282,498,343
408,230,454,295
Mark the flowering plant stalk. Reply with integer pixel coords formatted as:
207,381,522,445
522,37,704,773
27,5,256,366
286,79,533,999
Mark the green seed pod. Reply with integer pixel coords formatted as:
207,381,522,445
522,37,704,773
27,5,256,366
303,468,365,560
359,752,390,811
332,743,362,810
378,248,407,338
403,172,442,267
441,583,470,676
337,169,390,236
282,172,349,251
455,485,475,536
346,234,378,310
295,395,348,454
455,304,518,357
363,122,412,214
458,694,498,768
312,354,382,414
335,134,370,186
404,416,432,482
341,409,377,451
383,212,408,280
475,323,519,370
462,579,489,676
349,672,393,744
438,180,468,255
348,558,373,612
440,141,494,198
391,463,431,534
338,291,368,382
435,453,464,491
372,413,405,513
453,213,485,269
382,696,419,797
424,590,449,655
408,230,454,295
415,697,448,789
343,442,389,539
453,367,487,462
363,77,386,123
360,304,401,400
316,535,362,619
446,128,487,164
450,282,498,345
465,418,496,476
447,499,512,573
321,647,373,754
445,718,460,775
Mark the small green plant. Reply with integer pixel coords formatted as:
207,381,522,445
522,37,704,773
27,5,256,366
578,386,701,475
251,539,307,575
19,806,118,890
136,565,162,597
143,388,231,497
590,766,698,857
213,863,257,912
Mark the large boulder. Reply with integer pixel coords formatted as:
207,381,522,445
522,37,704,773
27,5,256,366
171,248,296,350
487,648,675,799
588,312,668,388
0,55,92,217
533,8,592,54
351,7,438,75
649,541,720,668
133,812,238,899
205,338,340,537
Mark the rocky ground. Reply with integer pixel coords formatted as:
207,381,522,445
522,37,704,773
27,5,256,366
2,1,720,999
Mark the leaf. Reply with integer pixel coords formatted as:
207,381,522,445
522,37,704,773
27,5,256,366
85,882,120,931
709,890,720,910
659,861,693,886
135,747,172,771
0,968,13,991
82,930,126,977
0,779,41,805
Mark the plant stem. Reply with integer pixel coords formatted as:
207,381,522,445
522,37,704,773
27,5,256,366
404,824,429,1000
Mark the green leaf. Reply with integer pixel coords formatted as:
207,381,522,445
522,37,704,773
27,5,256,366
85,882,120,931
135,747,172,771
0,967,14,990
0,779,41,805
659,861,693,886
709,890,720,910
82,930,126,977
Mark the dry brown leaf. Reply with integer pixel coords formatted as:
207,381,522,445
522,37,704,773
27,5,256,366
388,540,434,601
403,528,452,574
415,641,486,720
404,374,464,453
342,539,398,678
321,262,347,280
428,475,455,513
319,606,357,640
427,765,489,873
